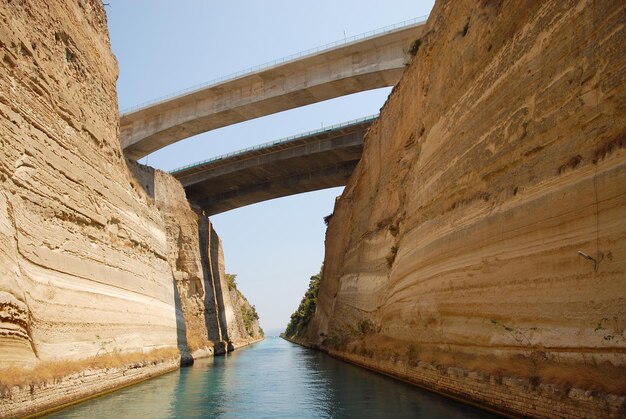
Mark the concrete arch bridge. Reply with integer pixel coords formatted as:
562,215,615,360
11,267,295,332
121,17,428,212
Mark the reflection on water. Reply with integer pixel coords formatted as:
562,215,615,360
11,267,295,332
50,337,496,418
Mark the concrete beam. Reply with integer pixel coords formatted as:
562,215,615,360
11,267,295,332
172,117,374,215
194,162,358,216
121,22,426,160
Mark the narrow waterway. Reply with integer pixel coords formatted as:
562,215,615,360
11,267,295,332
49,337,496,418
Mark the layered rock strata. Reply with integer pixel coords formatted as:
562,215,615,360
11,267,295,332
0,0,261,415
0,357,179,419
299,0,626,417
0,0,179,366
130,163,263,356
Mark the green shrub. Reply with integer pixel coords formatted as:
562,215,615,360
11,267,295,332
407,345,420,366
284,270,321,338
226,273,237,290
326,334,348,350
408,38,421,56
358,319,374,335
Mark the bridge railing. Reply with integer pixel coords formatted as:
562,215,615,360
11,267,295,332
120,14,429,116
169,114,379,174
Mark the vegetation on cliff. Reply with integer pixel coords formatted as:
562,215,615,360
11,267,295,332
241,303,261,336
284,270,321,339
226,274,263,337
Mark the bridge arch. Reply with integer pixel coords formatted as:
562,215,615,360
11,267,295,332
120,18,426,160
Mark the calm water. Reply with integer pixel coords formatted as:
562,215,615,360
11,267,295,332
49,337,496,418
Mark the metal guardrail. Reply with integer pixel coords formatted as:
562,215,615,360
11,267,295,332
120,14,429,116
169,114,379,174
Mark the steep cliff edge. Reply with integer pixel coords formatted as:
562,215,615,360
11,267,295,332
130,164,263,356
0,0,261,416
226,274,264,344
0,0,180,366
300,0,626,416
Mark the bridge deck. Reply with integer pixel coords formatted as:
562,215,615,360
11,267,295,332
120,17,427,159
172,116,377,215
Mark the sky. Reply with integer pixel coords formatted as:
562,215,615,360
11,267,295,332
105,0,435,335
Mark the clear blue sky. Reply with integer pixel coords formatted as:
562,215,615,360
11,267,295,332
106,0,435,335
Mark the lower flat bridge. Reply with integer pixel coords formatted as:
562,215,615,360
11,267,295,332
171,115,377,215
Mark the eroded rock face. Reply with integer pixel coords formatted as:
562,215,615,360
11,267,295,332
0,0,261,369
302,0,625,414
0,0,179,365
204,225,263,347
130,163,262,356
228,284,263,345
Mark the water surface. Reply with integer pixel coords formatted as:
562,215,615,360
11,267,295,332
50,337,497,418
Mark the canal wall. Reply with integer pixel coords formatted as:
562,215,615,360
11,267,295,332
299,0,626,417
129,162,264,359
0,0,262,415
287,334,624,417
0,357,179,419
330,349,625,418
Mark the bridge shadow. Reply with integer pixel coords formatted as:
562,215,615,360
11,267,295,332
173,281,194,366
198,214,231,354
199,217,234,354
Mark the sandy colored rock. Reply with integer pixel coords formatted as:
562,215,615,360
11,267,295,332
0,0,261,378
130,163,263,356
0,0,180,365
300,0,626,416
228,280,264,345
210,231,264,346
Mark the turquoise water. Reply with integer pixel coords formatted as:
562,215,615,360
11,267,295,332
49,337,496,418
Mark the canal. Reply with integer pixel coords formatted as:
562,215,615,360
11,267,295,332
49,337,496,418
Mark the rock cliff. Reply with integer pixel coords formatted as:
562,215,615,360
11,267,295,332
299,0,626,416
0,0,261,414
0,0,181,366
227,276,264,343
130,163,263,356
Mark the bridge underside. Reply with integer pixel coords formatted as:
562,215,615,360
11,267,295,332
173,119,372,215
191,161,358,215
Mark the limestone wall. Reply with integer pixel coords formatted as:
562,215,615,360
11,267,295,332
0,0,261,377
228,283,264,346
302,0,626,416
331,350,625,419
0,0,179,365
1,357,179,419
130,163,263,356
